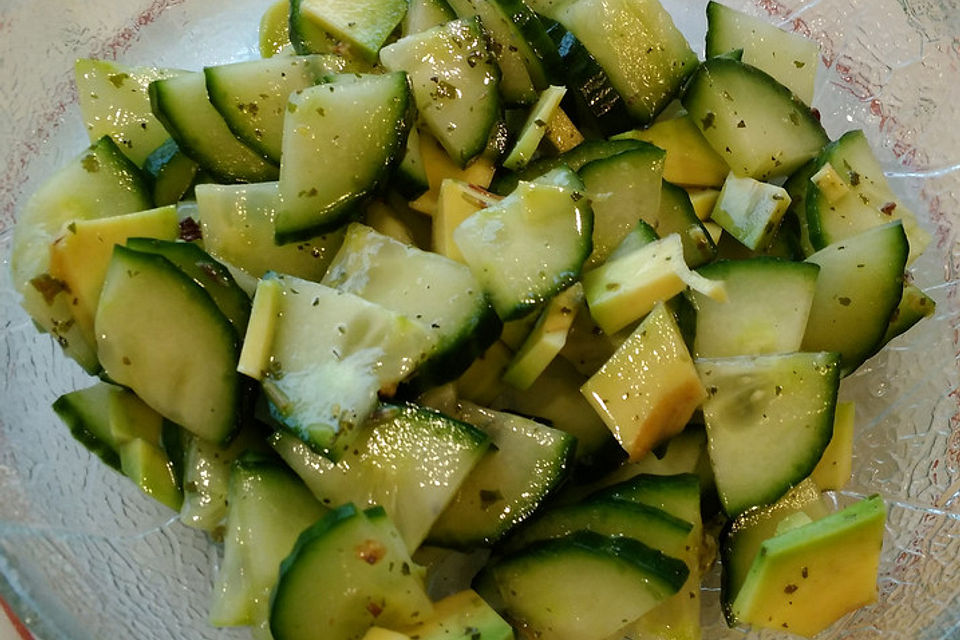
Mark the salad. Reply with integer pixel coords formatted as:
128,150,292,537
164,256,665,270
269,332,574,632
3,0,940,639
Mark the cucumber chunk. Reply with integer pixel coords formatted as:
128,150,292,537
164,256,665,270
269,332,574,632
880,282,936,347
204,54,347,163
555,0,697,123
258,0,292,57
209,457,327,632
454,167,593,321
52,382,123,471
149,72,280,183
96,245,241,442
142,138,200,206
75,58,188,166
805,130,930,264
276,72,412,242
242,274,429,459
195,181,346,282
270,504,434,640
697,351,840,516
404,0,457,36
689,258,820,358
490,530,689,640
682,57,828,180
657,180,718,267
711,173,792,250
503,85,567,170
270,402,490,552
380,18,501,168
705,0,819,105
428,403,576,549
296,0,408,62
10,136,153,373
397,590,513,640
800,221,909,375
322,223,501,389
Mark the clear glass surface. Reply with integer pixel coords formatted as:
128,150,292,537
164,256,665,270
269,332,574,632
0,0,958,638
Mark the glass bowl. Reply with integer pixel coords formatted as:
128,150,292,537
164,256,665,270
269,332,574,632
0,0,958,638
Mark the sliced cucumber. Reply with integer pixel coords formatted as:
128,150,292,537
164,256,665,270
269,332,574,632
587,473,702,538
270,504,433,640
801,221,909,375
195,181,345,282
142,138,199,206
204,54,346,163
276,72,411,242
397,589,513,640
403,0,456,36
394,126,430,199
503,85,567,170
148,72,279,183
380,18,501,167
555,0,697,123
242,274,429,459
52,382,123,471
491,530,689,640
210,457,326,631
578,145,665,268
322,223,501,389
75,58,188,166
711,172,793,251
95,245,241,442
118,438,182,510
124,237,250,336
258,0,292,57
657,180,718,267
428,403,576,549
696,351,840,516
434,179,502,262
454,167,593,320
880,282,936,347
270,402,489,551
10,135,153,373
689,258,820,358
681,57,828,180
297,0,408,62
805,130,929,264
705,1,819,105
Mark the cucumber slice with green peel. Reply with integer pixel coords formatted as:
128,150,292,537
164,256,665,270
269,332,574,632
719,478,829,625
657,180,718,267
143,138,199,206
503,85,567,171
696,351,840,517
578,145,665,268
454,167,593,321
427,403,576,549
259,0,291,57
434,179,502,262
75,58,188,166
195,181,346,283
729,495,886,637
800,221,909,375
179,425,272,534
118,438,183,510
270,504,434,640
380,18,501,168
397,590,513,640
124,238,250,336
880,282,936,347
805,130,930,264
705,0,819,105
269,403,489,552
204,54,347,163
242,273,430,459
288,0,367,64
490,530,689,640
689,258,820,358
148,72,280,183
491,138,647,196
52,382,123,471
107,385,166,448
209,457,327,631
711,173,792,250
494,356,616,465
501,498,693,558
582,303,707,462
96,245,241,443
403,0,456,36
10,135,153,374
782,157,818,257
48,205,180,349
394,126,430,199
322,223,502,389
554,0,697,123
447,0,561,104
587,473,702,533
296,0,407,63
613,114,730,188
681,57,828,180
276,72,412,243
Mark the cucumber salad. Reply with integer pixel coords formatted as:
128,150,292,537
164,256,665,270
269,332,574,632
10,0,935,638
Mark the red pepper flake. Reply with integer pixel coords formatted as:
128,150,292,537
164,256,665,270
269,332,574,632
356,539,387,565
179,217,202,242
366,601,383,617
881,201,898,215
810,107,821,122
